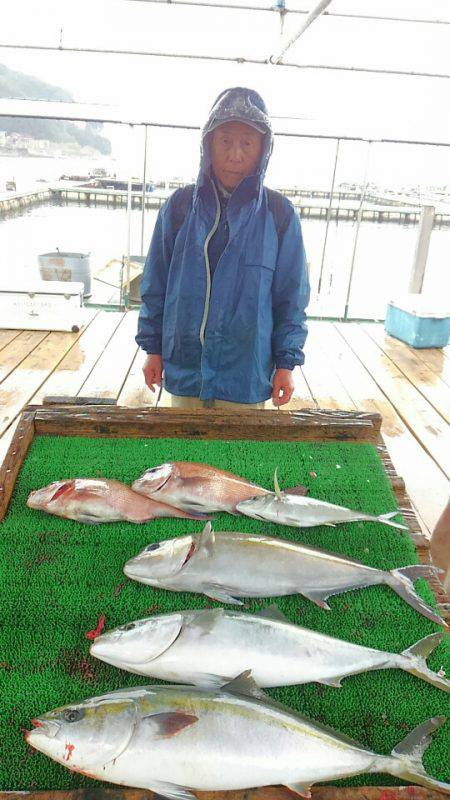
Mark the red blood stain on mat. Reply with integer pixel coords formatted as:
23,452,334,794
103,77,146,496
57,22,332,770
379,791,398,800
143,604,160,615
85,614,106,640
64,742,75,761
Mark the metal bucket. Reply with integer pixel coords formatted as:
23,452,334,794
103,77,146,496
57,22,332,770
38,251,92,298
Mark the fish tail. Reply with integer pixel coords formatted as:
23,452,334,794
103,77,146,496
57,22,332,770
376,511,408,530
385,565,447,627
384,716,450,794
399,632,450,692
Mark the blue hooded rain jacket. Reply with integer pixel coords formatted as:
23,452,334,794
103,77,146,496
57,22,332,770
136,87,310,404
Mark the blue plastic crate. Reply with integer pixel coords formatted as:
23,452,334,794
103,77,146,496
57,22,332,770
385,297,450,349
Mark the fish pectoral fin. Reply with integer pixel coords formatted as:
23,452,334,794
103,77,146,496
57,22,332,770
77,514,103,524
142,712,198,738
188,608,224,635
202,583,243,605
301,591,331,610
191,672,231,689
256,603,290,624
322,523,337,528
318,677,343,688
145,780,197,800
283,484,310,497
286,782,313,798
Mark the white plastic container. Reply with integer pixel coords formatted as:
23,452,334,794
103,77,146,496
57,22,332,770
0,280,86,332
38,251,91,298
385,294,450,348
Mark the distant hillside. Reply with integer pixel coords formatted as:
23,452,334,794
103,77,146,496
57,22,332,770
0,64,111,155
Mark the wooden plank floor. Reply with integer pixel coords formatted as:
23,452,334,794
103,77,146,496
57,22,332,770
0,313,448,536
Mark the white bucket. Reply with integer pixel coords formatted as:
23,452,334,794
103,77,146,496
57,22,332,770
38,252,91,298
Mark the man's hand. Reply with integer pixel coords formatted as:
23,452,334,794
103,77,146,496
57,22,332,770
272,368,294,407
143,354,163,393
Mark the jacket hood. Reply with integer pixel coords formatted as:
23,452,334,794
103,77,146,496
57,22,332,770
197,87,273,193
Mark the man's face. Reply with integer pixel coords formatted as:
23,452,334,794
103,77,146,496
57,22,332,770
210,121,264,191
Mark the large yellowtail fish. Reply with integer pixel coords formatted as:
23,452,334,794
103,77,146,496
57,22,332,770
90,605,449,692
26,673,449,797
123,523,446,626
27,478,208,524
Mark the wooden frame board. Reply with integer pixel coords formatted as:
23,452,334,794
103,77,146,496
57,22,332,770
1,405,448,800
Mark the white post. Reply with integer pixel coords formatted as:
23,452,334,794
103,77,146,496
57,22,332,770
125,125,134,308
409,205,435,294
140,125,148,257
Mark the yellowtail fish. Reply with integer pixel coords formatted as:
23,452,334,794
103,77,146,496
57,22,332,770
26,673,449,797
123,523,446,626
90,605,449,692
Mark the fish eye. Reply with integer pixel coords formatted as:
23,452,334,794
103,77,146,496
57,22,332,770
63,708,83,723
121,622,136,631
146,543,160,552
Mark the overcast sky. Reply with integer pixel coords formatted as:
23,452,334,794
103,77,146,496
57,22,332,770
1,0,450,186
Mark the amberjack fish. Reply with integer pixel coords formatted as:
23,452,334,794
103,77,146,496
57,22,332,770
26,673,450,797
90,605,449,692
123,523,446,626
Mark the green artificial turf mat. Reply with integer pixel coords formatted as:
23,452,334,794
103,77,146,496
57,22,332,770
0,434,448,792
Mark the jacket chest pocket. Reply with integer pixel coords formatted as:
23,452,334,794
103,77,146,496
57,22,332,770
242,218,278,269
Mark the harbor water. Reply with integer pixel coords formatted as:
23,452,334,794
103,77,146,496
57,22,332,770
0,156,448,320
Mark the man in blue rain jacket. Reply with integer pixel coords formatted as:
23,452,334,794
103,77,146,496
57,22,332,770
136,86,310,408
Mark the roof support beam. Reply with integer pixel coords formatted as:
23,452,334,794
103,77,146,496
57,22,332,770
270,0,333,64
127,0,450,26
1,41,449,81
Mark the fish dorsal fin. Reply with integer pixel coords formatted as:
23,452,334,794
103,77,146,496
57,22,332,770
196,521,216,557
273,468,283,500
256,604,290,624
221,670,269,701
220,671,304,716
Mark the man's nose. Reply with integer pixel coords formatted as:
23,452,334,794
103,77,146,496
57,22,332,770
229,143,244,162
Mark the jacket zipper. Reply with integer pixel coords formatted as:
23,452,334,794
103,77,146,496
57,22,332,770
199,181,221,346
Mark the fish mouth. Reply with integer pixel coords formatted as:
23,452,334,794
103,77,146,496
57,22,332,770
27,718,60,739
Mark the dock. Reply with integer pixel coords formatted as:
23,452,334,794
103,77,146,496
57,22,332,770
1,185,450,225
0,314,448,538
